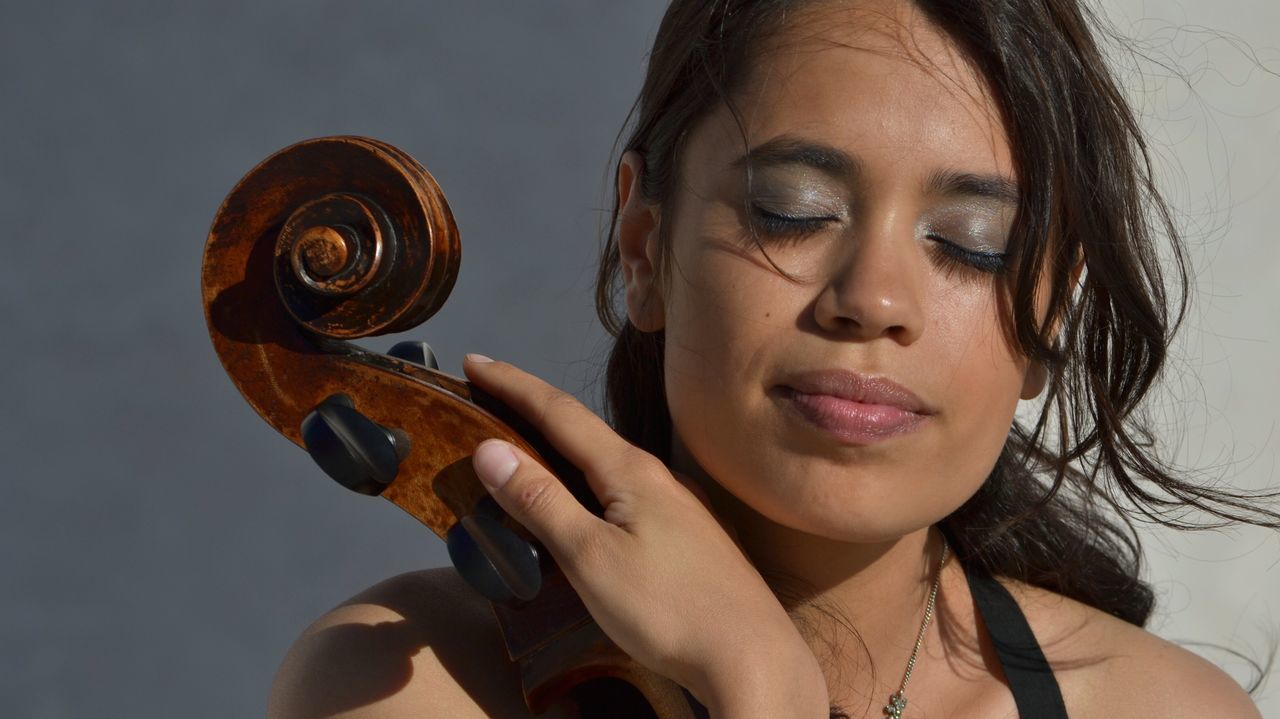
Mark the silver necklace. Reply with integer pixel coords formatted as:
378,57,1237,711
882,537,949,719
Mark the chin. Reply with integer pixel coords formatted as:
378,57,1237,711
777,505,941,544
734,470,958,545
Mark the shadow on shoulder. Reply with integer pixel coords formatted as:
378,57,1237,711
266,567,560,718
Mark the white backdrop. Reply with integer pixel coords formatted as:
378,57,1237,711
1090,0,1280,706
1102,0,1280,708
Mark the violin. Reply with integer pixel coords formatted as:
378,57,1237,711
201,136,705,718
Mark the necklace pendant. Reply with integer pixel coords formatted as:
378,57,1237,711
883,691,907,718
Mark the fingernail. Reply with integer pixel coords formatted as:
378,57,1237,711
465,353,494,364
474,440,519,491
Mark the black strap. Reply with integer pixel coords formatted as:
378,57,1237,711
680,686,712,719
965,570,1069,718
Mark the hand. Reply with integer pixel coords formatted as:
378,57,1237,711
462,354,827,712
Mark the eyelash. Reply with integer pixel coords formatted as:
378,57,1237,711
750,206,835,237
926,235,1009,276
749,206,1009,276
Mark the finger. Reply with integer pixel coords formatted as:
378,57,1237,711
472,438,607,566
463,355,640,480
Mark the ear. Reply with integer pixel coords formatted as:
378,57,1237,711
1020,361,1048,400
1068,250,1086,290
616,151,665,332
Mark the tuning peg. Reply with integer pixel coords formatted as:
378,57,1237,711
387,340,439,370
447,511,542,604
300,394,402,495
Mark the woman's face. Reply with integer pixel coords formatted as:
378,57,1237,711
634,2,1036,543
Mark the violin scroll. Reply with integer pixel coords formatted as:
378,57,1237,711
203,136,707,718
208,135,461,343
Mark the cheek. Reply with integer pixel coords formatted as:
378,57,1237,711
662,252,778,406
932,288,1023,382
660,247,800,472
926,286,1026,472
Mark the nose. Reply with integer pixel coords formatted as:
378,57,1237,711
813,220,926,344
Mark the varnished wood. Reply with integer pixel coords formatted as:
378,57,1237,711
202,136,699,717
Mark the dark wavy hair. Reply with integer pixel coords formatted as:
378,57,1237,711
589,0,1278,714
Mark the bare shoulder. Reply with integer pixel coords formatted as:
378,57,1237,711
1001,580,1261,719
267,567,575,719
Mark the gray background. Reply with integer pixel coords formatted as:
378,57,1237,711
1,1,1276,717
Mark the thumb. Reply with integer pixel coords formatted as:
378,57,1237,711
472,439,592,564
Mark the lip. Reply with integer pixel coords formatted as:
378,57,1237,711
773,369,933,444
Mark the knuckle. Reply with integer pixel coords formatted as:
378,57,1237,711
633,451,668,477
530,385,573,423
511,472,559,517
606,448,665,483
545,386,581,413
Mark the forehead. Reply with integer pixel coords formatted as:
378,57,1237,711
685,0,1013,183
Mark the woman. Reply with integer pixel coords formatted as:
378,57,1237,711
268,0,1275,716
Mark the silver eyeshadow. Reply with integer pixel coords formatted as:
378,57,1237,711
917,200,1014,254
747,170,848,219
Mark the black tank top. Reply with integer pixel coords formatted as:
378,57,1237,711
965,569,1069,718
676,568,1069,718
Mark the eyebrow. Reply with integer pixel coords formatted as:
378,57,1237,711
925,168,1020,204
729,135,861,181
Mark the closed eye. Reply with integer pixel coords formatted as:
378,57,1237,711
750,205,840,237
925,234,1008,275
